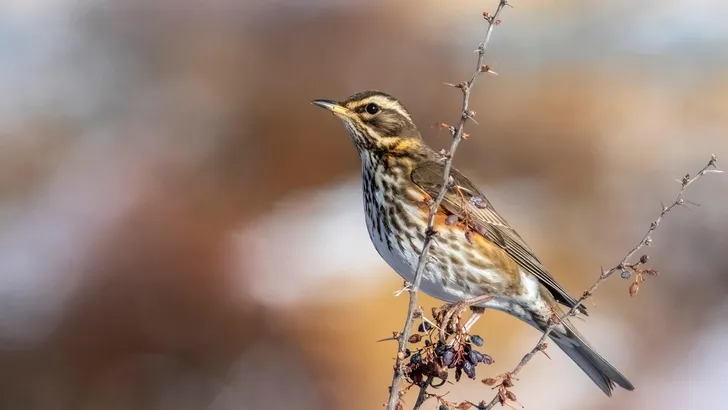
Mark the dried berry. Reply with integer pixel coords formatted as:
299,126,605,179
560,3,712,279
482,378,496,386
455,366,463,382
435,343,448,355
640,254,649,264
446,214,459,225
410,353,422,364
442,349,456,367
620,270,631,279
470,196,487,209
424,339,432,346
418,322,433,332
470,335,484,347
480,353,494,364
408,334,422,343
404,349,411,358
468,350,484,365
462,361,476,379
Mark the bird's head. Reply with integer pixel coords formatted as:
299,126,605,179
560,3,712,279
311,90,425,157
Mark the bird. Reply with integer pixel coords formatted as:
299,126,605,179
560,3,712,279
311,90,634,396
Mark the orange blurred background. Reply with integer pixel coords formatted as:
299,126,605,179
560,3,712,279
1,1,727,409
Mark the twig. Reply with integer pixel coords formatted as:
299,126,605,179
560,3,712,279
383,2,511,410
412,377,433,410
481,154,722,410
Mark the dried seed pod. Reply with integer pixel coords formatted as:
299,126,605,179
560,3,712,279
506,391,517,401
482,377,496,386
629,281,640,297
408,334,422,343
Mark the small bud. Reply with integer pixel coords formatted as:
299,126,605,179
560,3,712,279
644,237,652,246
621,270,632,279
408,334,422,343
482,378,496,386
397,351,405,360
650,221,658,230
640,254,649,264
629,282,640,297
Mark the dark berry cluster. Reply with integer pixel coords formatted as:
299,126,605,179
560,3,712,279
402,321,493,387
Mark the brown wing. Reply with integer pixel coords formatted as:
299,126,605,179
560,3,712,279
411,159,587,313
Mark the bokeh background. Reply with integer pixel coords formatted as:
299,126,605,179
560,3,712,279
1,0,727,409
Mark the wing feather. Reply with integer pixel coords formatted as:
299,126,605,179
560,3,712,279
411,160,587,313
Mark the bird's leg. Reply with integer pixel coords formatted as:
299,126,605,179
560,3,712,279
463,306,486,333
438,295,493,342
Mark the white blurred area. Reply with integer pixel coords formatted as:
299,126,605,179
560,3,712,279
1,0,727,409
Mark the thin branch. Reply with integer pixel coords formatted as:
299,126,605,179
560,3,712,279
384,2,510,409
481,154,722,410
412,377,433,410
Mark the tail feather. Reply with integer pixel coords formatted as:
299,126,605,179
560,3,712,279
549,318,634,396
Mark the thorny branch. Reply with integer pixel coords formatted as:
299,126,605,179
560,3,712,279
384,1,510,410
480,154,722,410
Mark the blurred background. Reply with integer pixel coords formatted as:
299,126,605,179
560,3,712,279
1,0,727,409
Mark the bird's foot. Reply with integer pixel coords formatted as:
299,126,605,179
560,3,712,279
434,297,492,343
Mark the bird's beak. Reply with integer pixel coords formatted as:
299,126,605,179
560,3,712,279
311,99,351,117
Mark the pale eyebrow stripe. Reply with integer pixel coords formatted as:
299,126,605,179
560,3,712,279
354,96,413,122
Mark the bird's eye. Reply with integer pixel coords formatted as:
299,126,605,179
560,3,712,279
365,103,380,115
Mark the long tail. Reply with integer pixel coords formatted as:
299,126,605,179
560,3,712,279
548,316,634,396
